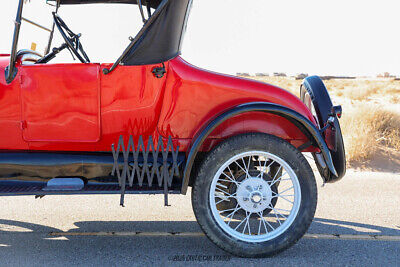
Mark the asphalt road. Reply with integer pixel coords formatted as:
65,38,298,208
0,169,399,266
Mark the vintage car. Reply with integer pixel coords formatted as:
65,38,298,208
0,0,346,258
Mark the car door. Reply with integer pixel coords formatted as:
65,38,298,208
99,63,167,145
19,63,100,142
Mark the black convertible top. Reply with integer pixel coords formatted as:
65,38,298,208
120,0,192,66
50,0,163,8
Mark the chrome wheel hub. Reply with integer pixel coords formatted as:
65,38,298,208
237,178,272,213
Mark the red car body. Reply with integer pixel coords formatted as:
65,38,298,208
0,55,316,153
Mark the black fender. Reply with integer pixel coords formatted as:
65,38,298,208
301,76,346,183
181,102,338,194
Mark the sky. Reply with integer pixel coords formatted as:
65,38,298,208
0,0,399,76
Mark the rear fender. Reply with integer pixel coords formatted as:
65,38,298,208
181,102,338,194
202,111,313,150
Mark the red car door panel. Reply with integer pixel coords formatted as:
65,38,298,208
99,63,167,145
20,64,100,142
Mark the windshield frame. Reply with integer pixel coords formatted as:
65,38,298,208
5,0,24,84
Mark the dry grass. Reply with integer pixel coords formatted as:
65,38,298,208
341,103,400,163
391,95,400,104
248,76,400,169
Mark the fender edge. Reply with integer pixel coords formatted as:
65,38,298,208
181,102,338,194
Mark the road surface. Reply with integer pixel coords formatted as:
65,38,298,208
0,169,399,266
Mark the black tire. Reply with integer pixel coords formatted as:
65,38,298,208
192,133,317,258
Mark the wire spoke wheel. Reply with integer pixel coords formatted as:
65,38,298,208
210,151,301,242
192,133,317,257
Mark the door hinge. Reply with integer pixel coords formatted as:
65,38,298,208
20,120,27,130
152,63,166,78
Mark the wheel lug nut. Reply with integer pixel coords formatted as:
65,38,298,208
243,197,249,201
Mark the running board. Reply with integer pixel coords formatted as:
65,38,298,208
0,181,181,196
0,136,184,206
